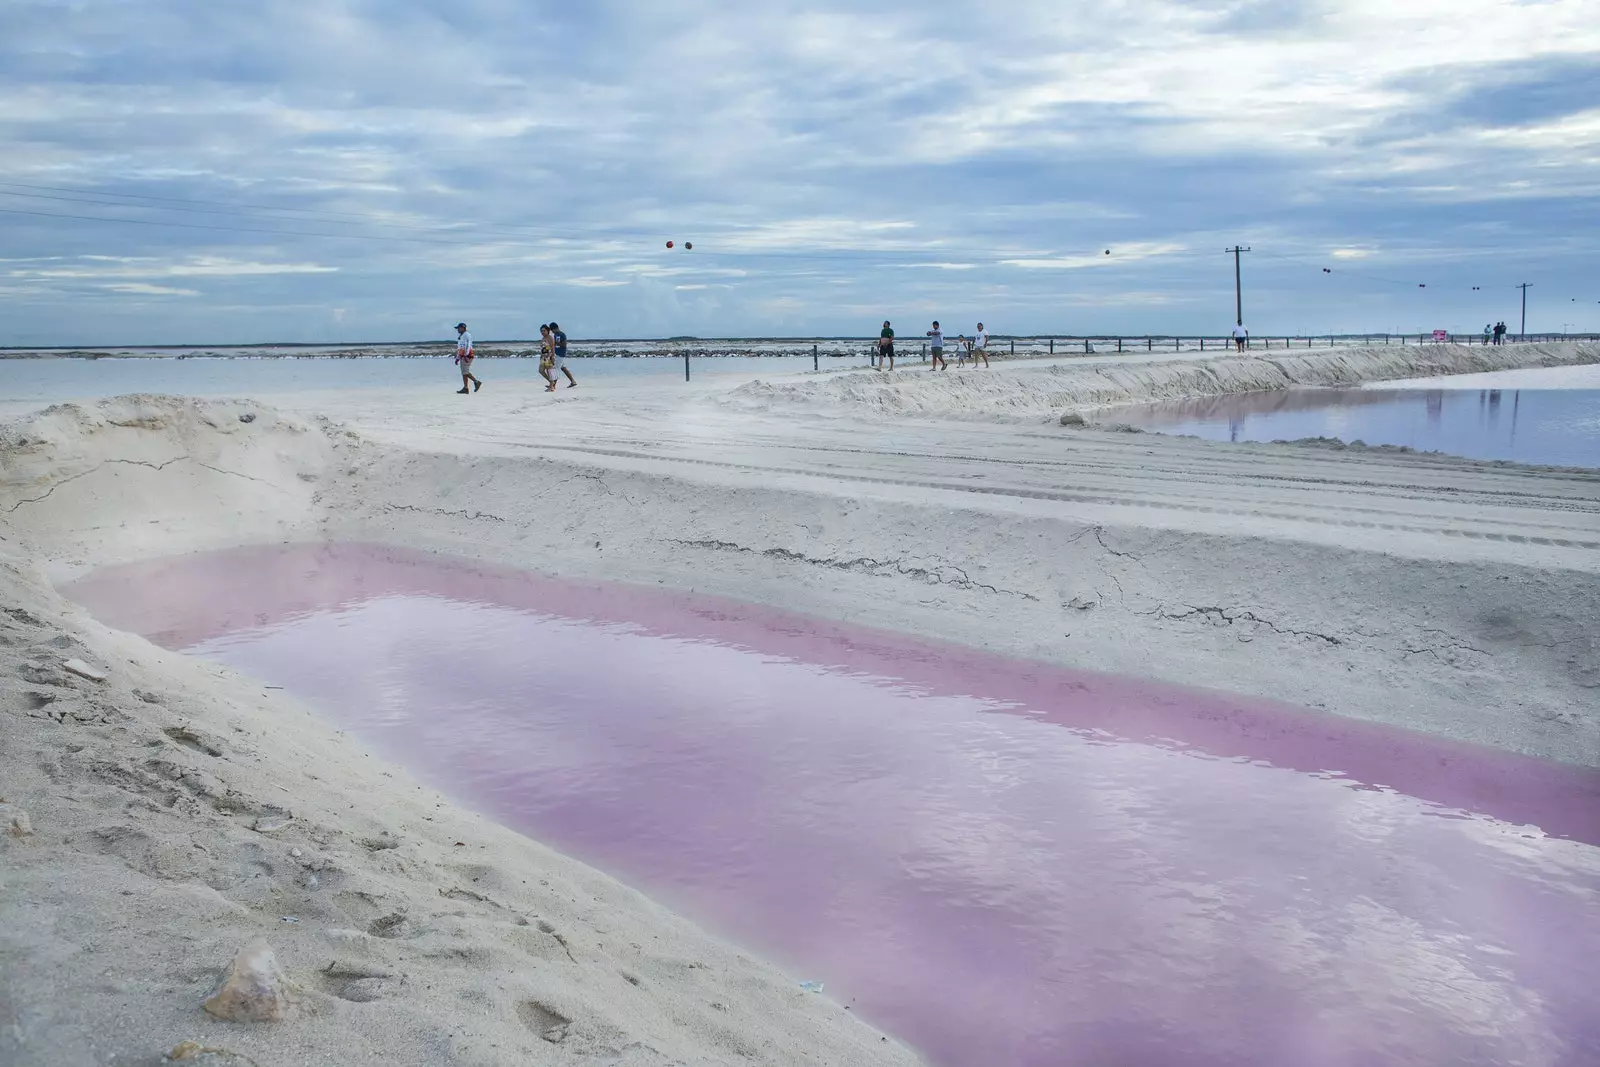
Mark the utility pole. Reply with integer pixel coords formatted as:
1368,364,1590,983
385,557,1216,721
1517,282,1531,337
1226,246,1251,325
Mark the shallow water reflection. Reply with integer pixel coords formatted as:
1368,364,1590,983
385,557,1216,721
1109,385,1599,467
67,544,1600,1067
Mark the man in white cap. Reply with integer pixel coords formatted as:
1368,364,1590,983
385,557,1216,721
454,322,481,393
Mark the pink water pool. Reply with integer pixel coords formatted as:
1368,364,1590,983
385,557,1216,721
67,543,1600,1067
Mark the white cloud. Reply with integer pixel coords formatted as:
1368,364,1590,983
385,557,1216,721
1002,243,1189,270
100,282,199,296
8,256,337,281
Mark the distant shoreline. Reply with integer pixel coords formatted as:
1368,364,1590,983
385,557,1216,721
5,333,1593,360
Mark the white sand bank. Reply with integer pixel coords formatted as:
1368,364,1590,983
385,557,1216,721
725,342,1600,420
3,341,1599,1064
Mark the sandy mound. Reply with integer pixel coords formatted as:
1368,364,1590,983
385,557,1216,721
0,400,921,1066
0,395,338,567
724,342,1600,420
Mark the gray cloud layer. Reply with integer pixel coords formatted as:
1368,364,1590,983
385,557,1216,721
1,0,1597,343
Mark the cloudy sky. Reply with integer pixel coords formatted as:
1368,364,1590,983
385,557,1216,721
2,0,1598,344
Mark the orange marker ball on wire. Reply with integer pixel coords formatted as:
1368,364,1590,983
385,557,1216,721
666,240,674,248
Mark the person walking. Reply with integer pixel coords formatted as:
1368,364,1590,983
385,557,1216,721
454,322,481,393
954,333,970,367
1232,322,1249,352
1493,321,1506,345
973,322,990,368
1483,323,1493,345
927,321,947,370
538,324,558,391
549,321,577,388
878,320,896,371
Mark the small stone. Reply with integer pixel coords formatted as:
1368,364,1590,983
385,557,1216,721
1,804,34,838
238,413,257,424
203,938,292,1022
290,847,303,858
61,658,108,683
1058,412,1087,427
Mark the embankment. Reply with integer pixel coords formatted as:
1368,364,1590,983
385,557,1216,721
0,396,923,1067
724,342,1600,420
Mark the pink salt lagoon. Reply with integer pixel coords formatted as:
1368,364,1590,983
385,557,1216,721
67,543,1600,1067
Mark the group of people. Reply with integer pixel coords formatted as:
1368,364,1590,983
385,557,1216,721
1484,322,1511,345
876,320,990,371
451,321,577,394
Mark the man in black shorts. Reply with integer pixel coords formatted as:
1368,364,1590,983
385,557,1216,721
878,320,896,371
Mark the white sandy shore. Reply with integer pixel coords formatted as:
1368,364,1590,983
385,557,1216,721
2,342,1598,1066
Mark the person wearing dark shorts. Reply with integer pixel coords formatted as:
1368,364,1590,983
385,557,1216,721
878,320,895,371
549,321,576,387
927,320,947,371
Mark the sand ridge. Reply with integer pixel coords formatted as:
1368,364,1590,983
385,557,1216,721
723,341,1600,419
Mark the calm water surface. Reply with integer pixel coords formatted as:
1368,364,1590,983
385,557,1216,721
1110,368,1599,467
66,544,1600,1067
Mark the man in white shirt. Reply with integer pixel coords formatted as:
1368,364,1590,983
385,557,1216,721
926,321,947,371
973,323,989,368
454,322,482,393
1231,323,1248,352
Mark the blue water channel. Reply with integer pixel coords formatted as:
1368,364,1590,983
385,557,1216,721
1108,369,1599,468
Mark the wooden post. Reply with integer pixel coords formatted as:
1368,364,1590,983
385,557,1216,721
1010,339,1015,355
1084,339,1089,353
813,343,818,371
684,349,690,381
1049,338,1054,354
1117,338,1122,352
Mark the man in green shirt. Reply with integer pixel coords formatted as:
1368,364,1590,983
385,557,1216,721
878,320,896,372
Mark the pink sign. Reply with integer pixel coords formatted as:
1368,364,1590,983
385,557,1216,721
1432,329,1449,341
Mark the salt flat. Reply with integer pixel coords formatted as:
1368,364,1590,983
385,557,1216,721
1,341,1597,1066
